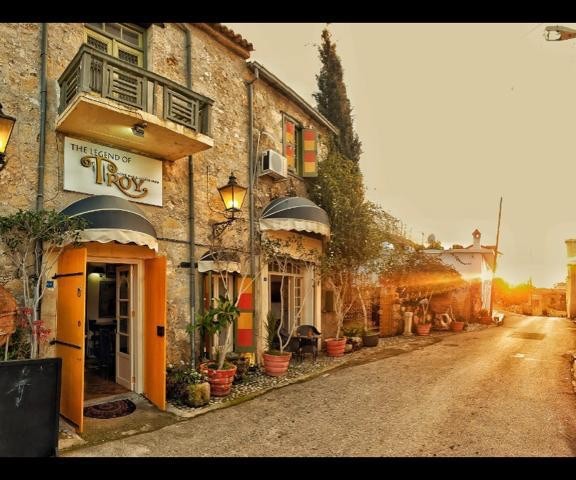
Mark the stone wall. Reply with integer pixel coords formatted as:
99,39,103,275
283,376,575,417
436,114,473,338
0,22,332,365
251,75,332,215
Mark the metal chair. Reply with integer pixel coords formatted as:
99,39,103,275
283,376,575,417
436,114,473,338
295,324,321,362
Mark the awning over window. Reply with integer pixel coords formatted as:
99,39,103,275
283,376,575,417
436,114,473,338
259,196,330,238
60,195,158,252
198,250,241,273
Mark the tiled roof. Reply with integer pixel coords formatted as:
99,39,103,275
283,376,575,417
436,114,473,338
206,23,254,52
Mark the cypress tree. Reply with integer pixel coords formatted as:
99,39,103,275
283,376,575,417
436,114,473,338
313,28,362,164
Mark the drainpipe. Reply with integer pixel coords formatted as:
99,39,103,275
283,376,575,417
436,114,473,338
247,68,258,356
177,23,197,367
36,23,48,211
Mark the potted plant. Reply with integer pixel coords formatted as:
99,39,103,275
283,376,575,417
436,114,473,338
450,315,465,332
414,297,433,336
342,325,363,351
361,327,379,347
189,296,238,397
262,311,292,377
225,351,250,384
166,361,210,408
478,308,492,325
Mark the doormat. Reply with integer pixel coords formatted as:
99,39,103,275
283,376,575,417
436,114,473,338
83,399,136,419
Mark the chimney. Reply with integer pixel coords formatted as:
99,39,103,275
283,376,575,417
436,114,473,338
472,229,481,248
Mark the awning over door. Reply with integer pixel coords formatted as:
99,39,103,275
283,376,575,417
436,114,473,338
198,250,241,273
259,196,330,238
60,195,158,252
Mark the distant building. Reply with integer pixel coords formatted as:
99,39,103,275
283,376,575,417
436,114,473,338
530,286,566,316
424,229,498,313
565,240,576,317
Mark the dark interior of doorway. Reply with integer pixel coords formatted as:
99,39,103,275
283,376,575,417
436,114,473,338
84,262,128,401
270,275,289,329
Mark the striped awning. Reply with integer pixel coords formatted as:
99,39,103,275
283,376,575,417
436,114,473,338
60,195,158,252
198,250,241,273
260,196,330,238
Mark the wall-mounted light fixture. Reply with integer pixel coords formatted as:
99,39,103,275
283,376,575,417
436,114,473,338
212,172,247,238
131,121,147,137
0,103,16,172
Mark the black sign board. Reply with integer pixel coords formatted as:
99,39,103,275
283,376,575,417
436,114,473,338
0,358,62,457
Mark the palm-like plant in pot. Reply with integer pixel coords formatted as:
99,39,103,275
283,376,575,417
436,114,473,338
262,311,292,377
189,296,239,397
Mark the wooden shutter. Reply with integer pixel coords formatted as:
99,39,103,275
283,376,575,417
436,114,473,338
235,276,255,352
85,29,112,55
302,128,318,177
283,118,296,171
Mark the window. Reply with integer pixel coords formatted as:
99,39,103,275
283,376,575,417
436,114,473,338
84,23,145,67
283,115,319,177
269,261,305,328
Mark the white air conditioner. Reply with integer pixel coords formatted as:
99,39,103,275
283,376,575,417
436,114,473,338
260,149,288,180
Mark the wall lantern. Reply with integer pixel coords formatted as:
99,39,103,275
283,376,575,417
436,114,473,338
212,172,247,238
0,104,16,172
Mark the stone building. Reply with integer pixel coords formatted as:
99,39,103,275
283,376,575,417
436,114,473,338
0,22,333,432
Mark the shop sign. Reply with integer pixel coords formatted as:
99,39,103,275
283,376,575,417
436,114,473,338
64,137,162,206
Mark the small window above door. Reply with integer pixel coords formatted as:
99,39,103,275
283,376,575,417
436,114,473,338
84,23,145,67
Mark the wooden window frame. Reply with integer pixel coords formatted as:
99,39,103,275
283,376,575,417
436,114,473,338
84,23,146,68
283,113,303,176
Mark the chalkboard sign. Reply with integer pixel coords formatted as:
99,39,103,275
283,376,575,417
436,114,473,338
0,358,62,457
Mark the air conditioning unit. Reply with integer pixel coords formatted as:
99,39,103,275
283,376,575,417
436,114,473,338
260,149,288,180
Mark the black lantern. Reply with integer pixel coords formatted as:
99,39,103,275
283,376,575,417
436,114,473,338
212,173,247,238
0,103,16,172
217,173,247,216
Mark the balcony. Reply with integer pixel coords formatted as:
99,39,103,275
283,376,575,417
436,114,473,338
56,45,214,161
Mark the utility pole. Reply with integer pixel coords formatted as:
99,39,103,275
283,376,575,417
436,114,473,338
489,197,503,318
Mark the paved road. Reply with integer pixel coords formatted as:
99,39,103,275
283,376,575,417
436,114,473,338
67,315,576,456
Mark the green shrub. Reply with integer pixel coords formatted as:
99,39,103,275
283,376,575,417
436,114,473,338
166,362,207,404
342,325,363,337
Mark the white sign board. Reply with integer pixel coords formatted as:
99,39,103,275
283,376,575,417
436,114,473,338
64,137,163,206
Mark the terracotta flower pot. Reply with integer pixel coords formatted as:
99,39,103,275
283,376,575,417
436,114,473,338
262,351,292,377
199,362,237,397
416,323,432,336
450,321,465,332
325,337,347,357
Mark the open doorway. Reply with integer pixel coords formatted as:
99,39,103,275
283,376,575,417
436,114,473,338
84,262,136,401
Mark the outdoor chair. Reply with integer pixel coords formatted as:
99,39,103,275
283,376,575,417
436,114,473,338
295,324,321,362
271,326,300,354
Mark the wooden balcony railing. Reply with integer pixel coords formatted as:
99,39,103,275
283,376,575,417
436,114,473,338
58,45,213,136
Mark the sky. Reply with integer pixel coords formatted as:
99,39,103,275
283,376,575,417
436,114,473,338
227,23,576,288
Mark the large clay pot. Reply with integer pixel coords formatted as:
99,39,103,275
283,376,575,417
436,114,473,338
325,338,347,357
362,333,380,347
450,321,465,332
262,351,292,377
416,323,432,336
199,362,237,397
